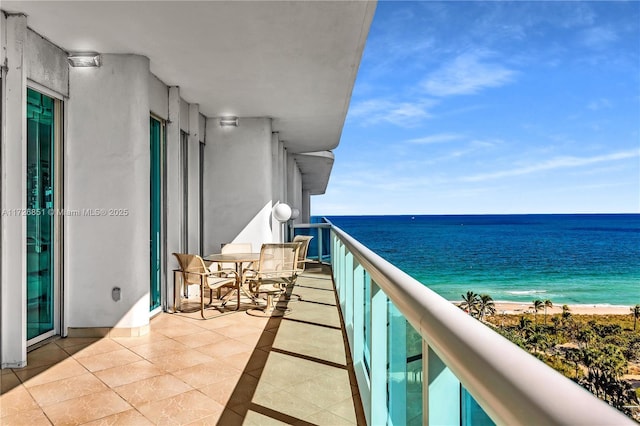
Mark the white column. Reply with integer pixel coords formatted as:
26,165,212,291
165,86,181,305
188,104,200,254
1,13,28,368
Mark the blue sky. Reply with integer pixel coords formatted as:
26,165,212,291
313,1,640,215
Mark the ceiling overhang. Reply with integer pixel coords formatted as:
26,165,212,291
293,151,335,195
2,1,376,157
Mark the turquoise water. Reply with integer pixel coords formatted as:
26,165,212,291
325,214,640,306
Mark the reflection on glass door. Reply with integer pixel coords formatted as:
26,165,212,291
150,116,164,311
26,88,56,341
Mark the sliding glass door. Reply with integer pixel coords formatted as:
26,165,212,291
150,116,164,311
26,87,60,343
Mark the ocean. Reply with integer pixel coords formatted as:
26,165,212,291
324,214,640,306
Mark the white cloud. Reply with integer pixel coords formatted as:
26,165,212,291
461,149,639,183
422,51,516,97
581,26,618,50
348,98,437,127
587,98,612,111
405,133,463,145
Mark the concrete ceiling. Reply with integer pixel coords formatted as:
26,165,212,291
3,1,375,156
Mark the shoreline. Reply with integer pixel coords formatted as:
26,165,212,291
488,302,632,315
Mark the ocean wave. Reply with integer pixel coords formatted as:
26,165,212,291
505,290,547,295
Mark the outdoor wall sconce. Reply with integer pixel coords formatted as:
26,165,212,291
219,116,239,127
67,53,101,67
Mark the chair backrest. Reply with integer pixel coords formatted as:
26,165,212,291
258,243,299,279
220,243,253,270
173,253,207,285
292,235,313,271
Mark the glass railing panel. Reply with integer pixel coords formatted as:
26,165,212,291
461,387,495,426
388,301,423,426
363,270,372,376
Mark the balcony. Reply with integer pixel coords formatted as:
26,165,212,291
2,222,633,425
0,264,364,425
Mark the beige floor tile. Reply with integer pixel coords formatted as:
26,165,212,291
212,324,265,339
28,372,108,407
171,361,242,389
41,389,131,425
75,348,143,372
136,389,224,425
242,409,290,426
287,374,353,409
111,332,169,348
15,357,87,388
195,338,253,359
251,388,324,423
94,360,164,388
70,338,125,359
325,396,358,424
114,374,193,407
304,409,355,425
147,348,215,372
217,348,269,372
82,408,154,425
0,408,52,425
1,371,22,394
55,337,101,348
197,373,260,406
233,330,277,350
153,322,206,338
23,344,70,369
0,385,40,418
171,330,227,348
127,339,190,360
191,409,244,426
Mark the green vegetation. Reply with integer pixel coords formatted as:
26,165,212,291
463,293,640,422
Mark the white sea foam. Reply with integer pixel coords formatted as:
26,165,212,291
505,290,547,295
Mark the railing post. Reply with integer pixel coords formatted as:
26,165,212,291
425,345,461,425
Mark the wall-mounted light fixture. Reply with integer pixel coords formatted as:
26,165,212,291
67,52,101,67
219,116,238,127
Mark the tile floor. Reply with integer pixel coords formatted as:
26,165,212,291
0,264,365,425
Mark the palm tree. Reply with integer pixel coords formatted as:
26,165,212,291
543,299,553,324
476,294,496,322
630,304,640,331
561,304,572,321
459,291,479,317
531,299,543,328
517,316,533,338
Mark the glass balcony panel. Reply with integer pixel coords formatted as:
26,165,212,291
387,301,423,425
363,270,372,376
461,387,495,426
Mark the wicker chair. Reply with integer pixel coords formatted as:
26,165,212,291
172,253,237,319
244,243,299,316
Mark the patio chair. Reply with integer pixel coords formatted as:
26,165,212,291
283,235,314,300
244,243,299,316
172,253,237,319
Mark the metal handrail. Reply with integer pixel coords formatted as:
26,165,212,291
331,224,632,426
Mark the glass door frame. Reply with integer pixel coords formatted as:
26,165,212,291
150,114,166,315
26,81,64,347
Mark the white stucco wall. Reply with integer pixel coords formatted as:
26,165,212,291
66,54,150,329
287,154,303,225
203,117,274,253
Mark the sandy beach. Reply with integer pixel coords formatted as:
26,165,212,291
490,302,633,315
